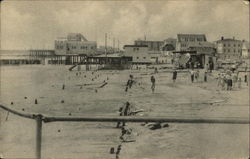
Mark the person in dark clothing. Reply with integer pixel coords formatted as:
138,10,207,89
116,102,131,128
151,76,156,92
125,75,134,92
173,70,177,83
204,71,208,82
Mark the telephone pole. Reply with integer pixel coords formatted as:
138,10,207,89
118,39,120,52
105,33,107,57
113,37,115,53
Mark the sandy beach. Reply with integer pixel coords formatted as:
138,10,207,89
0,65,249,159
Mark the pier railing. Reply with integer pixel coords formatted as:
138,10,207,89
0,104,249,159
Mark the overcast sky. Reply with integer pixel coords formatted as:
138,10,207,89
1,0,249,50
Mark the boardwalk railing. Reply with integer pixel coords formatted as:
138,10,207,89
0,104,249,159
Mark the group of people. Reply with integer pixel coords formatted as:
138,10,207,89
189,69,201,83
217,70,243,91
125,66,248,93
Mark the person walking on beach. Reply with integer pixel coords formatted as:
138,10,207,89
204,70,208,82
226,74,232,91
244,73,248,85
190,69,195,83
172,69,177,83
151,76,156,93
217,73,221,87
154,68,158,74
125,75,134,92
232,72,238,89
238,78,242,89
116,102,131,128
195,70,199,82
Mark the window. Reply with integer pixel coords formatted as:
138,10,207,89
223,44,226,47
143,57,146,59
234,49,236,53
228,44,230,47
234,44,236,47
136,57,139,59
228,49,230,52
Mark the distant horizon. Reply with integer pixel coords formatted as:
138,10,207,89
1,0,249,50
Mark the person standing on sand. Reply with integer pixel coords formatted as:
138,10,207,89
190,69,195,83
125,75,134,92
226,74,232,91
204,70,208,82
116,102,131,128
238,78,241,89
195,70,199,82
172,69,177,83
151,76,156,93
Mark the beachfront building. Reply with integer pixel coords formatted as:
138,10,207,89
123,45,152,64
163,38,177,51
134,40,167,63
134,40,164,52
176,34,207,51
241,40,250,58
215,37,243,61
173,34,217,69
55,33,97,56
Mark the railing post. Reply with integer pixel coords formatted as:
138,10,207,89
35,114,43,159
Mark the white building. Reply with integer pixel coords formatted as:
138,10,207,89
215,37,243,61
55,33,97,55
242,41,250,58
123,45,152,64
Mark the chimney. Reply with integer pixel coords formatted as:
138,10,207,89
221,36,224,40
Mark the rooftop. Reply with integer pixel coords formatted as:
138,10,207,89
123,45,148,48
216,38,242,42
177,34,207,42
67,33,88,41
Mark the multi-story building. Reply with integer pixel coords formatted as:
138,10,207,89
55,33,97,55
176,34,207,51
241,40,250,58
174,34,217,69
163,38,177,51
123,45,152,64
134,40,164,52
215,37,243,61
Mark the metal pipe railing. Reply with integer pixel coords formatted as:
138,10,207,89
43,116,250,124
0,105,35,119
0,104,249,159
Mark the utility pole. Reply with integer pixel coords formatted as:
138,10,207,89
118,39,120,53
105,33,107,57
113,37,115,53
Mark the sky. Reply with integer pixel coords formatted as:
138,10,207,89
1,0,249,50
